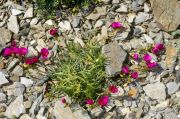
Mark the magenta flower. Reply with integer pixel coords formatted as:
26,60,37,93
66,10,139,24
133,53,139,60
147,61,157,68
49,28,58,36
152,47,159,54
25,57,39,65
111,22,123,29
11,47,20,55
121,66,129,74
131,72,138,79
61,98,66,104
143,54,152,62
109,85,118,93
2,48,12,56
98,96,109,107
86,99,94,105
40,48,49,59
19,47,28,56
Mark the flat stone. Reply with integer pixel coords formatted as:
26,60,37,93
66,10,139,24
27,46,38,57
29,94,43,117
11,9,22,16
94,20,104,28
143,82,166,100
5,95,26,118
0,28,12,48
135,12,151,24
45,20,53,26
150,0,180,31
0,93,6,103
164,112,178,119
58,21,71,30
102,41,127,75
20,114,32,119
36,39,47,52
71,17,81,28
23,7,33,19
20,77,34,88
12,65,23,76
0,72,9,87
7,58,19,71
53,100,76,119
116,4,128,13
165,44,177,71
86,6,106,20
7,15,19,34
127,13,136,23
143,34,154,44
166,82,179,95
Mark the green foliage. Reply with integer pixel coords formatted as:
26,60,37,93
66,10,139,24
49,42,107,104
35,0,100,18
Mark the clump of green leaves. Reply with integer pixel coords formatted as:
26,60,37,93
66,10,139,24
35,0,100,18
49,42,107,104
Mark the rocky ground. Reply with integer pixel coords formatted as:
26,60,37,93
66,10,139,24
0,0,180,119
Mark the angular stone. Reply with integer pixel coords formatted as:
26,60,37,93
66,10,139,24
23,7,33,19
0,93,6,103
143,82,166,100
20,114,32,119
58,21,71,30
102,41,127,75
94,20,104,28
5,95,26,118
0,72,9,87
166,82,179,95
135,12,151,24
116,4,128,13
86,6,106,20
7,15,19,34
150,0,180,31
53,100,76,119
11,9,22,16
164,112,178,119
71,17,81,28
0,28,12,48
7,58,19,71
12,65,23,76
20,77,34,88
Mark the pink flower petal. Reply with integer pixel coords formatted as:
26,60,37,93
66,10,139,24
98,96,109,107
109,85,118,93
86,99,94,105
111,22,123,29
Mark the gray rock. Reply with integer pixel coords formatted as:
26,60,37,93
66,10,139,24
143,82,166,100
5,95,26,118
7,58,19,71
150,0,180,31
0,28,12,49
86,6,106,20
7,15,19,34
27,46,38,57
123,99,132,107
114,32,129,41
135,12,151,24
71,17,81,28
112,0,119,4
0,93,6,103
0,72,9,87
94,20,104,28
102,41,127,75
20,77,34,88
23,7,33,19
13,82,25,96
116,4,128,13
12,65,23,76
53,100,76,119
11,9,22,16
164,112,178,119
29,94,43,117
166,82,179,95
20,114,32,119
58,21,71,30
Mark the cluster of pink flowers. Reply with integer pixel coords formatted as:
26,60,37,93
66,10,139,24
143,54,157,69
49,28,58,36
111,22,123,29
152,43,165,55
2,41,49,65
121,66,139,79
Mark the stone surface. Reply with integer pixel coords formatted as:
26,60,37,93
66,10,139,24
86,6,106,20
0,72,9,87
143,82,166,100
5,95,26,118
0,28,12,48
20,77,34,88
20,114,32,119
166,82,179,95
135,12,151,24
12,65,23,76
0,93,6,103
11,9,22,16
7,15,19,34
150,0,180,31
102,41,127,75
53,100,76,119
116,4,128,13
71,17,81,28
58,21,71,30
23,7,33,19
7,58,19,71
